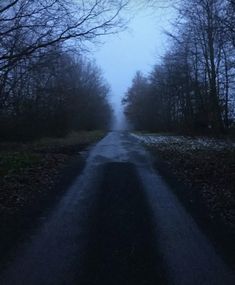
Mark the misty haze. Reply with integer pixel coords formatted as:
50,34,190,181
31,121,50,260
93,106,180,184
0,1,234,285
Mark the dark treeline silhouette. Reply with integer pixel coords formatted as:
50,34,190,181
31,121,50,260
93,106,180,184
0,46,113,140
123,0,235,134
0,0,127,140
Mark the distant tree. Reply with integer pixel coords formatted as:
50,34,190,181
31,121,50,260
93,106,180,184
0,0,126,139
0,45,112,140
123,71,153,130
123,0,235,134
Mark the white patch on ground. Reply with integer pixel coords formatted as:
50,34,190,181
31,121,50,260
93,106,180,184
131,133,235,151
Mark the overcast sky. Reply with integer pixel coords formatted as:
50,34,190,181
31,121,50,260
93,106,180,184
92,3,176,127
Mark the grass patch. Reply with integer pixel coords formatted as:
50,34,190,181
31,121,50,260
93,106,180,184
0,131,105,176
0,130,106,211
0,152,40,176
35,131,105,148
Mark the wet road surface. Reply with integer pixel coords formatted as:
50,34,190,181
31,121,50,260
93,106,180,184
0,132,234,285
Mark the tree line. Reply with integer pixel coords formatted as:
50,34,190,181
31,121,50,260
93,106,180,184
0,0,127,140
123,0,235,134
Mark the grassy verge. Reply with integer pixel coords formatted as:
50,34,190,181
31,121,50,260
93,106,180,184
132,133,235,265
0,131,105,215
0,131,105,263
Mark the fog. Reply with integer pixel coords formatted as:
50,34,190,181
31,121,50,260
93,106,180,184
93,4,176,129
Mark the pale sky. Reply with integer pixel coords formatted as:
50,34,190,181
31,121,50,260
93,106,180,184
92,4,176,127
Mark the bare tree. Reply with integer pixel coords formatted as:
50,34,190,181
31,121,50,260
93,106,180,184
0,0,128,69
0,0,127,139
123,0,235,134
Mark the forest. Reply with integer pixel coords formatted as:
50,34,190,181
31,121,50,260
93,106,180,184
0,1,235,283
123,0,235,134
0,0,128,140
